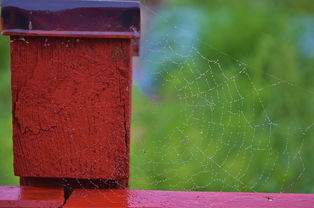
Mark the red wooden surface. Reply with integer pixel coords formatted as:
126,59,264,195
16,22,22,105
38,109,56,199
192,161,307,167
1,187,314,208
64,189,314,208
10,36,132,182
0,186,63,208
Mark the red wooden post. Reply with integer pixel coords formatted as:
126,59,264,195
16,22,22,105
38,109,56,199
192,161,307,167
1,0,140,189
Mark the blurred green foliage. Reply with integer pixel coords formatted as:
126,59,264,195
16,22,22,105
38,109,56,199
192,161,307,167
1,0,314,193
0,36,18,185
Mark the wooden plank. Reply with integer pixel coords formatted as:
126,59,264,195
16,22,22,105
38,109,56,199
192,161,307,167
10,36,132,181
64,189,314,208
0,186,63,208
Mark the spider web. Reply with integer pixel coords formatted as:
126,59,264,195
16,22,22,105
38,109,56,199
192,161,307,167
127,2,314,194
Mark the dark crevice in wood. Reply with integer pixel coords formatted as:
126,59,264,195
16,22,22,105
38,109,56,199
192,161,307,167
123,103,129,151
12,90,22,133
63,185,73,206
117,66,129,152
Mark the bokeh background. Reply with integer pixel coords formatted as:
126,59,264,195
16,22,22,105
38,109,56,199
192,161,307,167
1,0,314,193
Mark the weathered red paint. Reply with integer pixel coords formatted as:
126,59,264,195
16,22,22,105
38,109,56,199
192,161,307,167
0,186,63,208
64,189,314,208
10,36,132,183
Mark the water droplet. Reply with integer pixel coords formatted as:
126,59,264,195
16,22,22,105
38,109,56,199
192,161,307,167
266,197,273,201
130,25,137,32
18,37,29,44
28,21,33,30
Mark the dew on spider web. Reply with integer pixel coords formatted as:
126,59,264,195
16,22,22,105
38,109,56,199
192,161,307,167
71,2,312,197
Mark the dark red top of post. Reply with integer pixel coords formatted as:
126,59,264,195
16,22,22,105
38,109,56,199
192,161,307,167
1,0,140,39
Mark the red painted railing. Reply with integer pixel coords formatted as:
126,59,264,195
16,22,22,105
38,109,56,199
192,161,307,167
0,1,314,207
1,186,314,208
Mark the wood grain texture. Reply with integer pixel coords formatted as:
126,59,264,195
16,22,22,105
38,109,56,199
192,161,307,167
10,36,132,181
0,186,63,208
64,189,314,208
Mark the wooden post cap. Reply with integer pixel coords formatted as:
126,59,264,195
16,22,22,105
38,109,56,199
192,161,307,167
1,0,140,39
1,0,141,55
